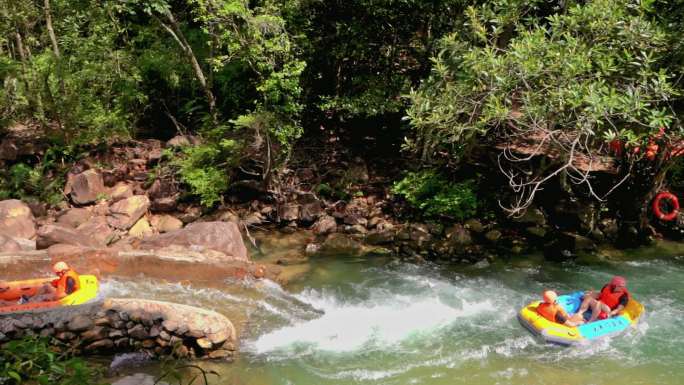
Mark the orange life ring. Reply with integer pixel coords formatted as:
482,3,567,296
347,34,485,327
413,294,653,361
652,192,679,221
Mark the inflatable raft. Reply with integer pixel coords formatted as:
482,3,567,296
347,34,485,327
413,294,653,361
518,291,644,345
0,275,99,314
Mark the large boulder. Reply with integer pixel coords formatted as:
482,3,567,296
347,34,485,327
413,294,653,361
108,196,150,230
0,199,36,239
0,234,22,253
65,169,107,205
139,221,248,261
76,216,115,246
108,182,134,202
56,208,93,228
36,224,101,249
312,215,337,235
149,214,183,233
318,233,363,257
129,217,153,238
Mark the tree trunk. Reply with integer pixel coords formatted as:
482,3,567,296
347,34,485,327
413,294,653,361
44,0,60,58
159,10,218,125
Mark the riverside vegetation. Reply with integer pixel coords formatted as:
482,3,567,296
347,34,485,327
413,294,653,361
2,0,684,383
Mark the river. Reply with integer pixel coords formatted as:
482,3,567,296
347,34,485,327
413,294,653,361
102,241,684,385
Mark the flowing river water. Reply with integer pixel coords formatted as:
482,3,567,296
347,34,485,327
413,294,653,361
100,239,684,385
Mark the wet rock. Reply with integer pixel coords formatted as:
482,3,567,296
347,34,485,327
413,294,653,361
65,169,107,205
139,221,248,261
464,219,484,233
243,212,264,227
36,224,100,249
57,208,93,228
599,218,619,241
108,182,134,202
129,217,153,238
319,233,363,256
484,230,502,243
513,207,547,227
367,216,383,229
365,229,395,245
0,199,36,239
445,224,472,247
108,195,150,230
278,203,300,222
304,243,321,255
409,223,432,248
312,215,337,235
149,214,183,233
298,193,323,223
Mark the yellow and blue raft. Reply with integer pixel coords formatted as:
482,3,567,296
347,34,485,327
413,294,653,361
518,291,644,345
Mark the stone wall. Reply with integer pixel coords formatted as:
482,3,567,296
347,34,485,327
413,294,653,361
0,298,236,360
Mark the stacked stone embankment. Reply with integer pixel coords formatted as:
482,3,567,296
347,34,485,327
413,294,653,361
0,298,236,360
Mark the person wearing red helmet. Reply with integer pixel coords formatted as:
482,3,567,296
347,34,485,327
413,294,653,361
537,290,585,327
575,276,630,323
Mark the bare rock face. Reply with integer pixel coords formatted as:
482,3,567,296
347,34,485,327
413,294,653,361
129,217,153,238
56,208,93,228
149,215,183,233
36,224,102,249
77,216,115,246
0,234,22,253
108,182,134,202
139,221,248,261
65,169,107,205
0,199,36,239
108,196,150,230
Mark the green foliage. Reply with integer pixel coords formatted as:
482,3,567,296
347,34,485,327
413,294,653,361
0,155,65,207
0,336,104,385
407,0,678,164
392,170,477,220
172,142,232,207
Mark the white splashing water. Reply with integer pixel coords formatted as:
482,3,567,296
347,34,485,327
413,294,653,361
250,287,494,354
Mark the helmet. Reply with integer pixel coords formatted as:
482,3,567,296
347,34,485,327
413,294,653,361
543,290,558,304
53,261,69,273
610,276,627,287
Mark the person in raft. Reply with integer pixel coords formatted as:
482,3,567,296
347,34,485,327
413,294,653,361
575,276,630,323
19,261,81,304
537,290,585,327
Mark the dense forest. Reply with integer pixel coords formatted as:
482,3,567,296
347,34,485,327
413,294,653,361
2,0,684,244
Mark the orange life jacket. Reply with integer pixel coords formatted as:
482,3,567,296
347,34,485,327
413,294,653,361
51,270,81,298
537,302,568,323
599,285,630,310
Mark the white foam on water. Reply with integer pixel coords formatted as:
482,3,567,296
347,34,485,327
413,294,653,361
250,290,494,354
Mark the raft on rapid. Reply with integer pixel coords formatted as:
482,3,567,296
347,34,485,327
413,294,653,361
0,275,99,314
518,291,644,345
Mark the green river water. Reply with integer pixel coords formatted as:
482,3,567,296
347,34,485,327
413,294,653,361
102,243,684,385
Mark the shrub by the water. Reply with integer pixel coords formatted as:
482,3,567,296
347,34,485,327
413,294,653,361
392,170,477,220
